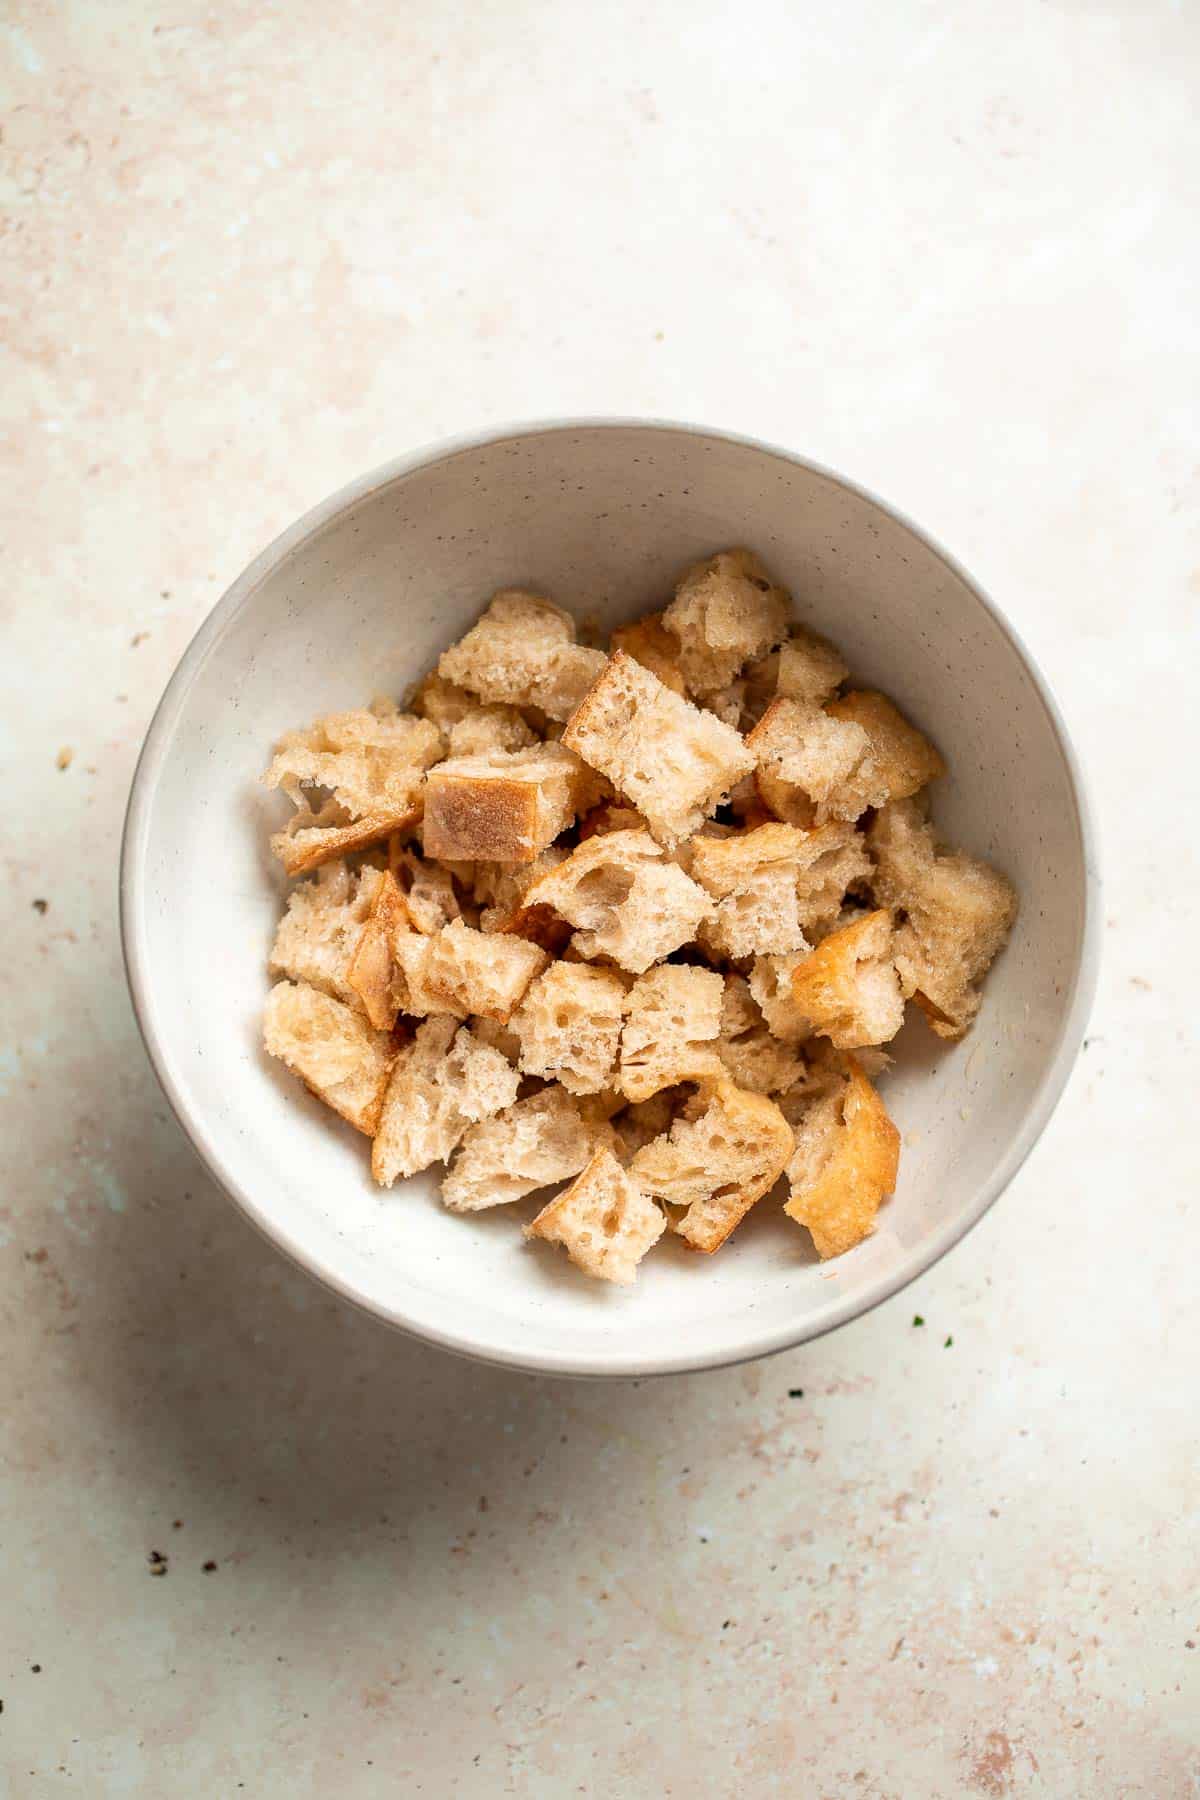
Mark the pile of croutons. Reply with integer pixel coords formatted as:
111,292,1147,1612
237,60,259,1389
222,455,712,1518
262,549,1018,1284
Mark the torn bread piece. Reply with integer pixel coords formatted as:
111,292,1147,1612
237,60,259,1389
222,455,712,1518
423,744,597,865
264,701,443,873
526,1149,665,1285
630,1078,794,1253
748,952,813,1044
438,588,607,721
610,611,687,694
263,980,395,1135
441,1087,604,1212
824,689,945,814
470,848,569,934
371,1017,520,1187
392,917,548,1021
868,798,1017,1039
619,965,725,1102
663,549,790,696
388,841,463,934
788,909,905,1048
783,1056,900,1258
562,652,753,848
747,696,872,825
510,963,628,1095
716,974,806,1095
505,827,713,974
269,861,390,1010
345,868,410,1029
776,627,848,708
690,823,814,960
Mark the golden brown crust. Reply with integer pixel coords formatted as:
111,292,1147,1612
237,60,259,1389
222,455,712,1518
783,1057,900,1257
423,771,541,863
826,689,945,804
787,909,904,1049
630,1078,793,1253
272,806,422,876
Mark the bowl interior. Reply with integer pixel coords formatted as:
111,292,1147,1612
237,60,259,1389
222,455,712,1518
125,423,1094,1374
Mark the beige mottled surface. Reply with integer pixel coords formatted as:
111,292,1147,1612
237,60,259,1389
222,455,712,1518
2,1,1197,1793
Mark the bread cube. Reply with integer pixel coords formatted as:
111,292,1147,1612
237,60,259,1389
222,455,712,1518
747,696,872,824
868,799,1017,1038
690,822,814,960
824,689,945,813
783,1056,900,1258
438,589,607,721
269,861,389,1011
610,611,687,694
663,549,790,695
562,653,753,848
776,627,848,707
392,917,547,1022
262,980,395,1135
716,974,805,1095
525,1150,666,1285
371,1017,520,1186
619,965,724,1101
630,1078,794,1252
264,701,443,873
508,827,713,974
423,743,595,864
510,963,628,1095
788,909,905,1048
748,953,813,1044
441,1088,603,1212
388,842,464,934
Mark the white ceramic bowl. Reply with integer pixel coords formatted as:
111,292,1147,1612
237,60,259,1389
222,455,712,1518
121,420,1099,1377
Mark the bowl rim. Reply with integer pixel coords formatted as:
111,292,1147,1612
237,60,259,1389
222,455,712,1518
120,416,1102,1378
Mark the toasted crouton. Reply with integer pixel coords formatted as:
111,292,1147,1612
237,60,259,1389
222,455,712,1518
610,611,687,694
663,549,790,695
388,842,463,934
446,704,540,759
407,672,476,732
510,963,628,1095
526,1149,665,1284
868,799,1017,1038
392,917,548,1022
619,965,725,1102
748,953,813,1043
441,1088,604,1212
788,909,905,1048
345,869,410,1028
437,589,607,721
630,1078,794,1252
263,980,395,1135
370,1017,520,1186
783,1056,900,1257
747,696,873,824
264,701,443,873
776,627,848,707
269,861,390,1011
507,827,713,974
690,823,814,959
562,653,754,848
824,690,945,812
716,974,806,1095
423,743,594,864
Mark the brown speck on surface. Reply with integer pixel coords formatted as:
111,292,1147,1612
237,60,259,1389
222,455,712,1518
1130,975,1152,990
131,631,149,646
172,1519,183,1529
203,1560,218,1573
30,1665,41,1674
478,1495,488,1512
56,747,73,770
148,1550,168,1576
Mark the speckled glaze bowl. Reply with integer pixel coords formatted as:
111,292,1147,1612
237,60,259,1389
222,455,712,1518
121,421,1100,1377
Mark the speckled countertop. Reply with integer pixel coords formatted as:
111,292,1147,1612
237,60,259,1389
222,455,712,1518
2,3,1197,1794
